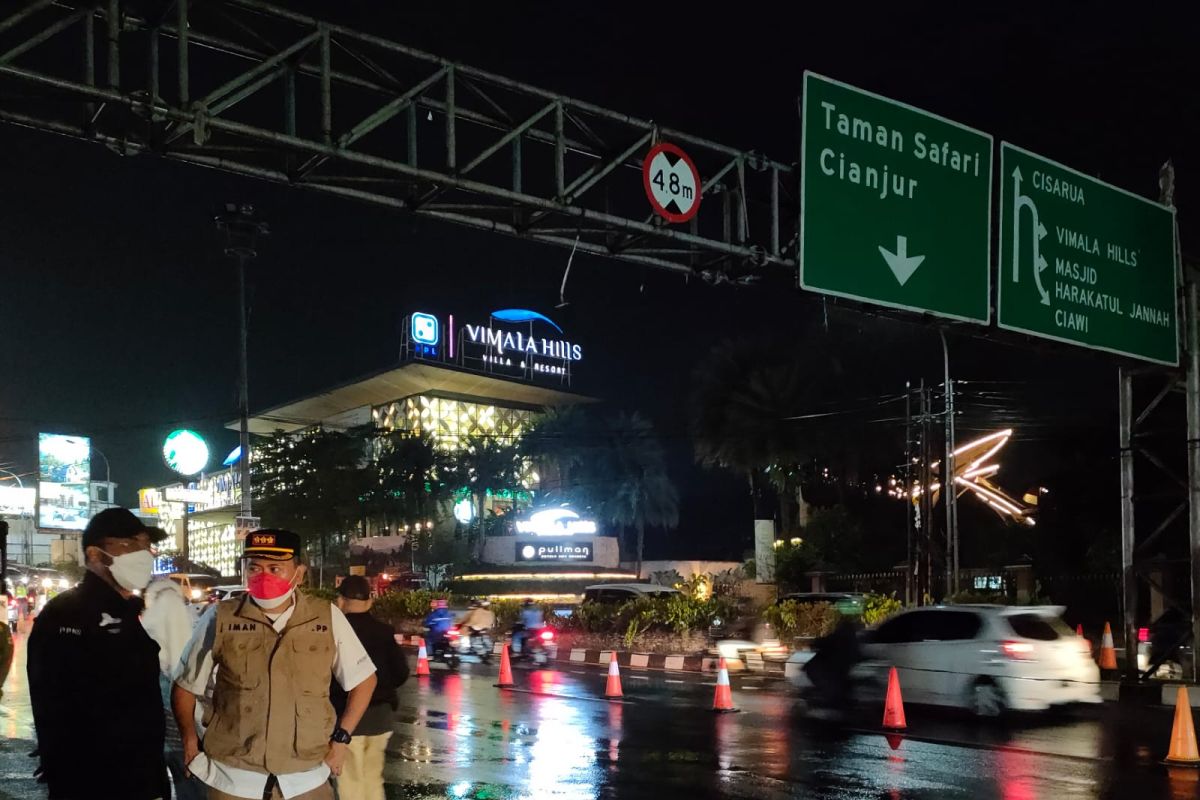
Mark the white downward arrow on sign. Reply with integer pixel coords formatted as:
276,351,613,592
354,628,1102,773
878,235,926,286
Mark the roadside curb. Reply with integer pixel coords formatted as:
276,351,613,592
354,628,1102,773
393,635,785,676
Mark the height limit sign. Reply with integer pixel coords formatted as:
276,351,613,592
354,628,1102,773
643,142,701,223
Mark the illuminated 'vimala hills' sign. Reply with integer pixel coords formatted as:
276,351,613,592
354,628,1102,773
402,308,582,383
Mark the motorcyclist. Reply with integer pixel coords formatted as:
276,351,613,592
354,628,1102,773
803,614,864,713
423,598,455,653
458,599,496,654
512,598,545,655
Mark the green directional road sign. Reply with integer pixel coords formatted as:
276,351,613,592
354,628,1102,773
998,143,1178,365
800,72,993,323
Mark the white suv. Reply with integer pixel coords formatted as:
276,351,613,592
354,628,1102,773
857,605,1101,716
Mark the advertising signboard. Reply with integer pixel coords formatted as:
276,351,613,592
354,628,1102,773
0,486,36,516
516,541,594,563
38,433,91,530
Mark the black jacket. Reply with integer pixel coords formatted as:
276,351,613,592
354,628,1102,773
28,572,168,800
332,611,408,716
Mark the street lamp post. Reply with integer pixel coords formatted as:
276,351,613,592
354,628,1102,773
91,448,112,512
214,204,268,519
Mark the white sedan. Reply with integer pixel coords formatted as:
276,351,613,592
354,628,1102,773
788,605,1101,716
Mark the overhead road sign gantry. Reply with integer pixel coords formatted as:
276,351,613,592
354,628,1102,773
800,72,993,323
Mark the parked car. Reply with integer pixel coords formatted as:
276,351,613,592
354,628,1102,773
168,573,221,603
582,583,682,604
207,585,247,604
787,604,1101,716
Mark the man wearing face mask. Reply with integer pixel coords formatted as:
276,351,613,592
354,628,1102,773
172,529,377,800
27,507,170,800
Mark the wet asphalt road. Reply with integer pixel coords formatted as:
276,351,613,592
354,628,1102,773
1,633,1197,800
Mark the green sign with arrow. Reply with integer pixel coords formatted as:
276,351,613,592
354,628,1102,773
998,143,1178,365
800,72,993,323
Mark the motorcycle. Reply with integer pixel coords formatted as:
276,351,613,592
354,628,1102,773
510,625,556,666
425,625,461,670
455,627,494,664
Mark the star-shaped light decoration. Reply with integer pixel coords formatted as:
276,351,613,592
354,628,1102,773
886,429,1037,526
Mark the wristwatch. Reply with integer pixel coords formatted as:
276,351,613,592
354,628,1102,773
330,727,352,745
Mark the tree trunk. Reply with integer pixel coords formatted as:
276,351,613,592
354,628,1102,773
474,491,486,561
636,518,646,580
319,531,327,588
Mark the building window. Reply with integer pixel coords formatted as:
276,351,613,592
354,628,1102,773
372,395,535,451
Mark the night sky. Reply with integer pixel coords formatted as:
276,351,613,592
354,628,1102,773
0,5,1195,561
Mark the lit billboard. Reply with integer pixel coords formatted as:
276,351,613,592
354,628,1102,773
0,486,35,516
38,434,91,530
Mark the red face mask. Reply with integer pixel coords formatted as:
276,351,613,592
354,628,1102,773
247,572,294,605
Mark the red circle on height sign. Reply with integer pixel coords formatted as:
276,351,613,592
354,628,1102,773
643,142,702,223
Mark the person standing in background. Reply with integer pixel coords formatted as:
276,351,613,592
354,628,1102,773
332,576,408,800
27,508,169,799
142,559,205,800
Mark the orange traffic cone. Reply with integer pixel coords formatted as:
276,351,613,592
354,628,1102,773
883,666,907,730
415,642,431,676
1165,686,1200,765
495,644,515,688
605,651,624,699
1098,622,1118,670
1076,623,1084,638
711,657,738,713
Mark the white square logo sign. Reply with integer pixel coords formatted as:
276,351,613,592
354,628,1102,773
411,313,439,345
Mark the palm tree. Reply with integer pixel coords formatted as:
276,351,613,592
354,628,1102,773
366,430,454,538
592,412,679,576
252,426,369,585
689,338,809,528
452,435,525,560
520,406,599,506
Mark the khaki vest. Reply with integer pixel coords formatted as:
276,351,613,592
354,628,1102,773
204,592,336,774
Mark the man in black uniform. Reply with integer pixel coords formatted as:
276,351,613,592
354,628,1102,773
331,576,408,800
28,508,170,800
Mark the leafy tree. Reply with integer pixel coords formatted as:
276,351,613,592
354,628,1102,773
592,412,680,576
520,406,600,505
523,408,679,573
690,338,809,534
449,436,525,560
364,431,454,534
252,427,368,585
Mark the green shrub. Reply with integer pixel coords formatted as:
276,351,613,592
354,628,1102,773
372,589,452,620
863,592,903,626
762,600,839,639
301,585,337,602
565,594,729,636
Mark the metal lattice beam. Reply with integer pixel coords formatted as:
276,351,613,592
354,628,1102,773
0,0,796,277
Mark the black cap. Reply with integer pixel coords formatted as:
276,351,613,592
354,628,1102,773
82,508,166,550
243,529,301,561
337,575,372,601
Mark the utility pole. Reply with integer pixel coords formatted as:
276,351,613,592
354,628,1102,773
918,379,933,605
215,204,268,521
922,382,935,603
904,382,913,607
941,330,958,596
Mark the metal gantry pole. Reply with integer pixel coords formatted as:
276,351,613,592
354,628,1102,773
1118,368,1138,682
1186,275,1200,681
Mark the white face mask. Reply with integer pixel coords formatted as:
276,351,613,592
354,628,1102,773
102,549,155,592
